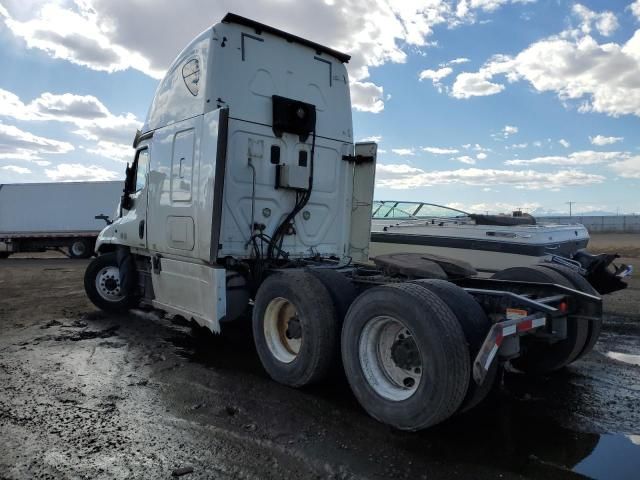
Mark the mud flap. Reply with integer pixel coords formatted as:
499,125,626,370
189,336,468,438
573,251,631,294
116,247,137,297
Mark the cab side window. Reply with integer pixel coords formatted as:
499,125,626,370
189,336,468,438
135,149,149,192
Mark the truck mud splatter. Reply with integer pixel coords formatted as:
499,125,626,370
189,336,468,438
1,257,639,479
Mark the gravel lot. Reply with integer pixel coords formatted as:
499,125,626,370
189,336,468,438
1,254,639,479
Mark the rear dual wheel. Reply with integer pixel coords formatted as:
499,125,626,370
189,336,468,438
341,283,470,431
410,279,497,412
252,271,339,387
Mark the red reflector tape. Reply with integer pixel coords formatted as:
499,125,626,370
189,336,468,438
517,319,533,332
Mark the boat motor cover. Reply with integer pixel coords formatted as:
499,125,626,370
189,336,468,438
373,252,477,280
470,213,536,226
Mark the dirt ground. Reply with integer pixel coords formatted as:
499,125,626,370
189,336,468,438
1,253,639,479
588,233,640,258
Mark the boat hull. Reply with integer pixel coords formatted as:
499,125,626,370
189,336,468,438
369,232,589,272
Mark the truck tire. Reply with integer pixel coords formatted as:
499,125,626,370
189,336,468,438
307,268,358,324
252,271,339,387
491,266,589,374
341,282,470,430
537,264,601,360
69,238,92,259
410,279,497,412
84,252,135,313
0,252,9,259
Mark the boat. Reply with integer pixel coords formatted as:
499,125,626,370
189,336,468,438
370,201,590,272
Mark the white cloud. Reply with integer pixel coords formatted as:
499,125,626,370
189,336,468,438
454,0,537,23
448,6,640,117
360,135,382,143
476,152,487,160
423,146,460,154
0,1,534,114
572,4,618,37
502,125,518,137
559,138,570,148
0,88,139,161
447,200,542,214
391,148,415,156
451,71,505,98
350,81,385,113
610,155,640,178
505,150,626,166
632,1,640,21
45,163,119,182
508,143,528,149
85,141,134,163
456,155,476,164
1,165,31,174
0,123,73,163
376,163,604,190
462,143,492,152
446,57,470,65
419,67,453,82
0,3,161,78
589,134,623,146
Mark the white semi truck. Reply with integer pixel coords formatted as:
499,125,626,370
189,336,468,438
0,181,122,259
84,14,605,431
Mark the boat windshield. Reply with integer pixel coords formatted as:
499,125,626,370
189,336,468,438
372,201,470,220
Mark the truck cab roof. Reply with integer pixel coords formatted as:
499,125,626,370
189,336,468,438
142,13,353,142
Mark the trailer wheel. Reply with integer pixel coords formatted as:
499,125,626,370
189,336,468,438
410,279,497,412
341,282,469,430
491,266,589,374
538,264,601,360
69,238,92,259
84,252,134,312
252,271,338,387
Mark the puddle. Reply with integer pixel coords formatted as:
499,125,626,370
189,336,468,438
162,318,640,478
574,434,640,479
605,351,640,366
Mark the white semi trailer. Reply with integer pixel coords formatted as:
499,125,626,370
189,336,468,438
0,181,122,258
84,14,604,431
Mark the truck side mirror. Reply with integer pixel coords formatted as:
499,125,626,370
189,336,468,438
121,162,135,211
120,193,133,211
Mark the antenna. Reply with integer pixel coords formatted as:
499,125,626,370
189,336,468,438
566,201,576,217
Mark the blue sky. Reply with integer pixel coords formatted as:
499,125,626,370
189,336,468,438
0,0,639,215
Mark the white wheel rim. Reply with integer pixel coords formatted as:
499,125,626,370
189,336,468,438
359,316,422,401
263,297,302,363
95,266,123,302
71,241,86,256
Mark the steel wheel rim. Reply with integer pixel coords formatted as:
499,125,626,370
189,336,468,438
95,266,123,302
359,316,422,401
264,297,302,363
71,241,86,257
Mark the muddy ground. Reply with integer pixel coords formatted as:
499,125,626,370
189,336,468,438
1,255,639,479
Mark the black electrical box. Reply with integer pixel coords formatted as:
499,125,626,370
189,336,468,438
272,95,316,141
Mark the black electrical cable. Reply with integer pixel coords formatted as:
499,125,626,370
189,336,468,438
267,129,316,261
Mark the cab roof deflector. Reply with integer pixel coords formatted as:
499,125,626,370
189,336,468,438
222,13,351,64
